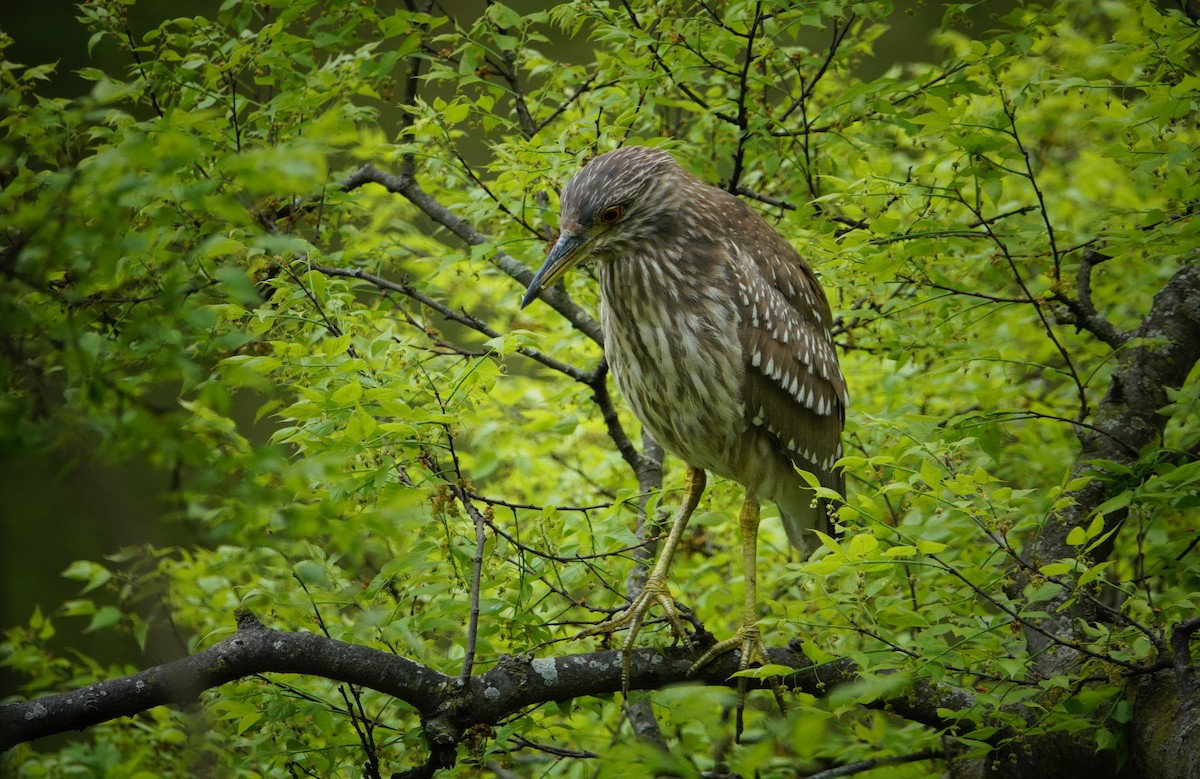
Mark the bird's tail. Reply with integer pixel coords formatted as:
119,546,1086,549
774,469,841,558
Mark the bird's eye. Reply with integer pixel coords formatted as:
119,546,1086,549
598,205,623,224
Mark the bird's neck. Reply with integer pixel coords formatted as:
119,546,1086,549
597,236,731,315
598,250,691,315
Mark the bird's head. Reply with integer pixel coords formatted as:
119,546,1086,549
520,146,681,309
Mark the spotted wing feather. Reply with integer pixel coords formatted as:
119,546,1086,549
727,204,847,538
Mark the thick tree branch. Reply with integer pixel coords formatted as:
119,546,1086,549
1052,250,1131,349
1,612,968,760
972,265,1200,778
1011,265,1200,633
0,610,446,750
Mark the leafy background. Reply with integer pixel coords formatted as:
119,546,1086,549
2,0,1198,776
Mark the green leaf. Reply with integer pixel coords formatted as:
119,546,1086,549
1077,560,1112,587
1066,526,1089,546
1040,562,1074,577
486,2,524,29
847,533,879,558
919,458,943,488
62,560,112,594
916,540,948,555
1099,492,1132,516
85,606,123,633
331,379,364,404
213,264,262,306
293,560,329,587
442,102,470,124
805,556,845,575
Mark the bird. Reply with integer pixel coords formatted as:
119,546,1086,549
520,146,847,701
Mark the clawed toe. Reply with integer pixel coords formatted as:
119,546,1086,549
578,579,694,695
686,623,764,677
686,623,786,741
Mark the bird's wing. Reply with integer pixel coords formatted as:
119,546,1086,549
730,222,847,493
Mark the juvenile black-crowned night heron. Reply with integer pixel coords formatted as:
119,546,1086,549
520,146,847,693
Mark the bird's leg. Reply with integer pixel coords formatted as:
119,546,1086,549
580,465,706,694
687,495,786,739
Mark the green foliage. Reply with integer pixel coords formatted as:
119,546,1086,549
2,0,1198,776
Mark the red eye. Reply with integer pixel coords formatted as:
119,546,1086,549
598,205,623,224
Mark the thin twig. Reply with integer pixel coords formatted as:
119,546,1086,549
930,554,1151,673
532,74,616,136
999,93,1062,283
508,735,599,759
725,0,763,195
587,361,655,478
805,749,942,779
466,490,612,513
734,185,797,211
311,262,588,381
338,164,604,346
124,24,164,117
777,12,855,125
295,575,381,774
455,486,488,682
956,190,1090,422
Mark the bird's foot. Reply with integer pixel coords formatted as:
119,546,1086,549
686,622,765,675
687,623,787,741
579,576,694,695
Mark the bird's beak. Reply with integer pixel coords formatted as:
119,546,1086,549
520,232,589,309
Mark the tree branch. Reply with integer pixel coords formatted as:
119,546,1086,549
586,359,656,479
0,610,446,750
1051,250,1131,349
724,1,764,195
1016,264,1200,603
1,611,967,758
976,265,1200,777
339,164,604,347
311,262,589,383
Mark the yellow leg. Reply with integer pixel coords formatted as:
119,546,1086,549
580,466,706,694
687,496,785,737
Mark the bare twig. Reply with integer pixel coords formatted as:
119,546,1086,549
586,360,656,479
531,74,615,136
999,93,1062,283
508,735,599,759
465,490,612,514
931,554,1152,674
446,144,542,238
725,1,764,195
956,189,1091,422
776,12,855,125
277,256,360,359
124,24,164,117
310,262,588,381
734,185,797,211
